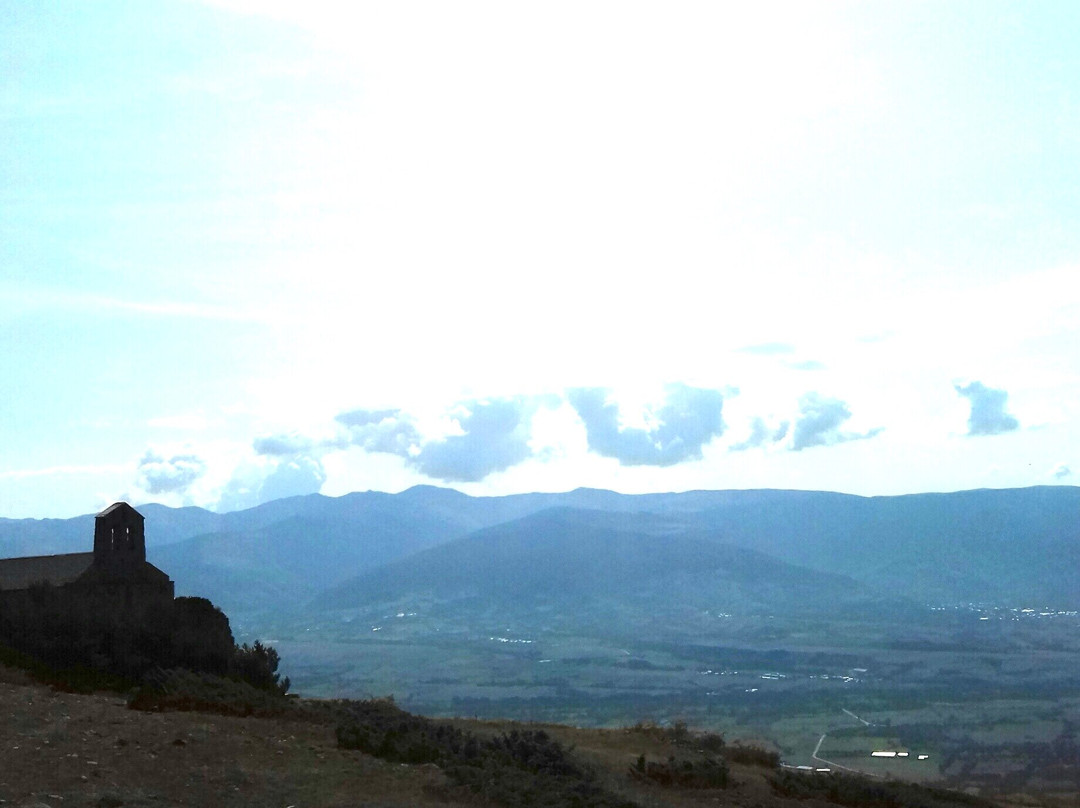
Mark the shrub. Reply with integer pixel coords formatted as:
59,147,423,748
129,668,295,717
771,769,997,808
336,698,638,807
231,640,290,695
0,592,237,685
624,720,729,755
723,742,780,768
628,755,729,789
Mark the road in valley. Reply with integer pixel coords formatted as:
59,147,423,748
805,709,885,778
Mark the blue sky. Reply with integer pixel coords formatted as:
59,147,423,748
3,1,1079,517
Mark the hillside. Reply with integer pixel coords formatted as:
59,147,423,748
314,506,885,622
0,664,461,807
154,496,473,613
0,663,1013,808
680,486,1080,604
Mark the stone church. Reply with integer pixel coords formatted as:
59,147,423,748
0,502,174,612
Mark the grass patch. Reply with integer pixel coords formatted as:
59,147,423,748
336,697,639,807
724,741,782,768
628,753,729,789
623,719,778,767
623,720,725,752
771,769,997,808
128,668,295,718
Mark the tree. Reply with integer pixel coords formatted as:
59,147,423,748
232,640,290,694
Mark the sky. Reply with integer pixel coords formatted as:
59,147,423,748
3,1,1079,518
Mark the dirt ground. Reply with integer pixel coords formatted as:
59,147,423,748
0,660,804,808
0,665,467,808
3,663,1026,808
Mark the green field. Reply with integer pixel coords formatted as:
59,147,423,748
243,603,1080,801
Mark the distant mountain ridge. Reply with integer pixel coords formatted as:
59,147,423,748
312,506,881,619
2,485,1077,616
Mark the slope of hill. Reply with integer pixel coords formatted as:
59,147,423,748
154,494,479,614
0,663,1009,808
685,486,1080,605
0,664,464,807
313,507,885,625
386,485,1080,607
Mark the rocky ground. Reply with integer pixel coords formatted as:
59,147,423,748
0,665,463,808
0,663,1028,808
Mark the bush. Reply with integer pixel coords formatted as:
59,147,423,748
336,698,638,807
129,668,295,717
624,720,731,756
231,640,290,695
335,698,465,764
723,742,780,768
629,755,729,789
771,769,997,808
164,597,234,675
0,591,237,685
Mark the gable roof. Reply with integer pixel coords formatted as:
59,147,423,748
97,502,142,520
0,552,95,591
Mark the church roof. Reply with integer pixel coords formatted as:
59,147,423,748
97,502,141,519
0,552,95,591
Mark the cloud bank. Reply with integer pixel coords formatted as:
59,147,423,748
337,398,538,482
216,454,328,512
730,417,790,451
955,381,1020,436
253,432,316,456
791,393,881,451
221,382,897,509
257,456,327,502
336,408,421,455
136,450,206,494
568,383,725,466
410,399,533,482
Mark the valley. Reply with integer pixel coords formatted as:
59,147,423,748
4,484,1078,803
252,596,1080,801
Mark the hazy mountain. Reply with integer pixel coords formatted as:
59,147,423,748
0,502,238,556
313,507,886,624
384,485,1080,608
680,486,1080,605
152,492,485,614
5,485,1077,615
0,514,96,559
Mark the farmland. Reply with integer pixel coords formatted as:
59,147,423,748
248,600,1080,802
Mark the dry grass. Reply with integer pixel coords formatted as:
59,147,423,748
0,664,1022,808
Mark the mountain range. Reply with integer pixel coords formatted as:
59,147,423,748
1,485,1076,619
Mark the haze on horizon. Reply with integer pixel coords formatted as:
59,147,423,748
4,1,1079,518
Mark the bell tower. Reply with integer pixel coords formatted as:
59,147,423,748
93,502,146,575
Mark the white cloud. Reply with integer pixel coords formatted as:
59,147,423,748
790,393,883,452
955,382,1020,437
568,384,727,466
134,450,208,498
